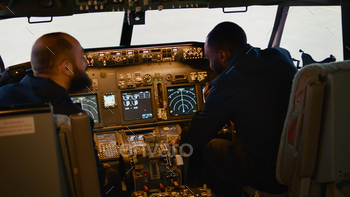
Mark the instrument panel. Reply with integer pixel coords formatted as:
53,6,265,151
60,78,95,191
82,42,215,195
73,42,215,129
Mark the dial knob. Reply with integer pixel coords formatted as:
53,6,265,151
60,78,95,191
143,74,152,83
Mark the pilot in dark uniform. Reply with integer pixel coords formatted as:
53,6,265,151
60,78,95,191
176,22,297,196
0,32,121,197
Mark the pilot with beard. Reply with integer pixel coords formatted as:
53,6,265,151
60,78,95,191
0,32,122,197
170,22,297,196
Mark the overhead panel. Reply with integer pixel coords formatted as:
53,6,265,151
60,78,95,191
208,0,340,8
0,0,74,19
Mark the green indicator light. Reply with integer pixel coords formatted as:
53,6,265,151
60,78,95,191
159,78,162,81
155,79,158,81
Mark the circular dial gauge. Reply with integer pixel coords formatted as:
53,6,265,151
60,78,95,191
71,95,99,123
167,86,198,116
143,74,152,83
165,74,172,81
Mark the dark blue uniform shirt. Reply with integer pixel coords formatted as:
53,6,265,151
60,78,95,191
179,44,297,164
0,74,103,185
0,75,84,116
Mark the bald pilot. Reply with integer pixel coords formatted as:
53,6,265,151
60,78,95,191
0,32,122,196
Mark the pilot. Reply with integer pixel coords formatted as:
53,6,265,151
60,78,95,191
0,32,122,197
170,22,297,196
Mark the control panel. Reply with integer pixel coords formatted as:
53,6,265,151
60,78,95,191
76,42,215,129
131,185,216,197
84,43,204,67
84,42,216,196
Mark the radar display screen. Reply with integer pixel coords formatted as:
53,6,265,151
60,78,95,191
122,89,153,121
70,94,100,124
167,85,198,116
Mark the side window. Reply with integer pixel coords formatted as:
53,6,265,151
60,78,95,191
280,6,343,63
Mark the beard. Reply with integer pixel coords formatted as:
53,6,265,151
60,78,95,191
210,59,225,75
67,64,92,94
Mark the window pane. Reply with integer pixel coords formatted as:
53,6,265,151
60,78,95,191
132,6,277,49
0,12,124,68
280,6,343,62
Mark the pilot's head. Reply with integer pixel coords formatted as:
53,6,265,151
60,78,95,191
205,22,247,74
31,32,92,93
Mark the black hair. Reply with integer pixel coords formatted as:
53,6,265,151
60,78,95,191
206,22,247,53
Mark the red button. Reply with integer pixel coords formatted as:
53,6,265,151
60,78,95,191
158,183,165,189
143,185,149,192
173,181,179,188
143,171,148,175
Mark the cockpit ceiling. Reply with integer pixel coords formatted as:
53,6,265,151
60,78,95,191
0,0,341,19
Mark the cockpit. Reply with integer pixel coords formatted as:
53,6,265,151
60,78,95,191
0,0,350,197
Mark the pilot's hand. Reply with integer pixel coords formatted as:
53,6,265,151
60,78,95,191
167,136,179,146
203,82,210,101
102,163,111,169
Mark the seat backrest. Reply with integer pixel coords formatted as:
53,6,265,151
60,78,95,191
58,113,101,197
0,103,71,197
276,60,350,196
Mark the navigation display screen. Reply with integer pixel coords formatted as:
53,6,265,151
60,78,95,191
122,89,153,121
167,85,198,116
71,94,100,124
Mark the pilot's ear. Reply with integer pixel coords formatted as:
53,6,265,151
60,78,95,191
60,60,74,77
218,50,228,64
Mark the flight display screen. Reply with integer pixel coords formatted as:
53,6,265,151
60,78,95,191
167,85,198,116
71,94,100,124
103,94,116,108
122,89,153,121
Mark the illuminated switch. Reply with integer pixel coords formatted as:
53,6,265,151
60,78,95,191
172,181,179,188
158,183,165,190
143,171,148,176
143,185,149,192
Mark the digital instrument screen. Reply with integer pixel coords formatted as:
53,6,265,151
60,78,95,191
103,94,116,108
122,89,153,121
71,94,100,124
127,134,146,147
96,133,116,145
167,85,198,116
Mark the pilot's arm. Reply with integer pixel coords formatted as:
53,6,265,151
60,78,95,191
176,81,236,150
